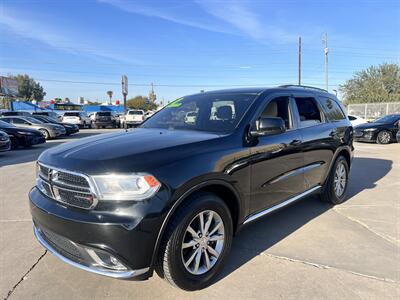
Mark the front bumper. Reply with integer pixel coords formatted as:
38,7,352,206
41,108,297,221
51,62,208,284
0,139,11,151
33,225,147,278
29,187,168,280
353,130,377,142
24,135,46,146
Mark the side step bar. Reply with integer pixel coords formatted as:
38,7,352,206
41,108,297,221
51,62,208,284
243,185,322,224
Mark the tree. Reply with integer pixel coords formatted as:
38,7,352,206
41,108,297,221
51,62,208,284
340,63,400,104
11,74,46,101
106,90,113,104
126,95,158,111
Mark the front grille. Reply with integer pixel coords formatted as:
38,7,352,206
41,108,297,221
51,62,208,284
57,171,90,188
37,162,96,209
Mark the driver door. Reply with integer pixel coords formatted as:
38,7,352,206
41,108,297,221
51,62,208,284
249,95,305,214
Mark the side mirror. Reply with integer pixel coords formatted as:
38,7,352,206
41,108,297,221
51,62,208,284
251,117,286,137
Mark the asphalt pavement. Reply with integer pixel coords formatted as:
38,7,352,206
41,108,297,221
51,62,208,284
1,129,399,299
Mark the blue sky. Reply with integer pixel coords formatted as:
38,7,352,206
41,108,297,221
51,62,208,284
0,0,399,104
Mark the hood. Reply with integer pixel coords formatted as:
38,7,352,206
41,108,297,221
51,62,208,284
354,122,388,130
0,126,42,136
39,128,224,174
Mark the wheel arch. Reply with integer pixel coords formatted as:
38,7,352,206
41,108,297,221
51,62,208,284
150,179,242,268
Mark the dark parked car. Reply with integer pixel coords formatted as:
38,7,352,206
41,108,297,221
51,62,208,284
0,111,31,117
30,86,353,290
0,120,45,149
397,128,400,143
354,114,400,144
0,130,11,152
31,115,79,136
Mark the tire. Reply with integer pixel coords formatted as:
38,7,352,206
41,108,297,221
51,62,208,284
377,130,391,144
156,192,233,291
39,129,50,140
321,156,349,205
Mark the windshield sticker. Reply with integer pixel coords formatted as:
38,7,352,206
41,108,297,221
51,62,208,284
167,97,184,108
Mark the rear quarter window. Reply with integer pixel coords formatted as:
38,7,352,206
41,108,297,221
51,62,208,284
319,97,346,121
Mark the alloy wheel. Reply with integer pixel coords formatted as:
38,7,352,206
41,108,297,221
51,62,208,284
181,210,225,275
378,131,391,144
334,162,347,197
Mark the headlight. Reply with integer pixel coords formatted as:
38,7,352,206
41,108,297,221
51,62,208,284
364,128,377,132
91,174,161,201
17,131,35,135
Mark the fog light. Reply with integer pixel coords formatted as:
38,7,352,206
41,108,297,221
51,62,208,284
86,248,127,271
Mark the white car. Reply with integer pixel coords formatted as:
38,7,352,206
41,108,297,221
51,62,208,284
145,110,155,119
185,111,197,124
123,110,145,128
348,114,367,127
61,111,92,128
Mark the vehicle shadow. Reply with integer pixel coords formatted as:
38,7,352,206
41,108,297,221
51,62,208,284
214,156,392,284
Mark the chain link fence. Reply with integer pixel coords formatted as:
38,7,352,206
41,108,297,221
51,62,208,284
347,103,400,120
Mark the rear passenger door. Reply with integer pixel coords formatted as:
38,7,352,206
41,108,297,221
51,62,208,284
291,94,335,189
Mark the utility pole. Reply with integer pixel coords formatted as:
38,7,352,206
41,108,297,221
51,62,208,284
298,36,302,85
322,32,329,91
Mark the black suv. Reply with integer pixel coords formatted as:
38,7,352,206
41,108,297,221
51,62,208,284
30,86,353,290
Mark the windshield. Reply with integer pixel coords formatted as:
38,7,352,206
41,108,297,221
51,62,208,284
375,115,400,123
97,112,111,116
0,120,15,128
129,110,144,115
64,112,80,117
25,117,43,124
141,93,257,133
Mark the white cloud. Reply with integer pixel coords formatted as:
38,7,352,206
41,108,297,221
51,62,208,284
0,8,129,62
195,0,295,44
98,0,234,35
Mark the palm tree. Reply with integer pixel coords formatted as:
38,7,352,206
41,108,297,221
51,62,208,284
106,90,113,105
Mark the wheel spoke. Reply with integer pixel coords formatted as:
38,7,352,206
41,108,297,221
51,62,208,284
204,211,213,234
185,248,199,267
204,249,211,270
199,212,205,234
182,240,197,249
209,234,224,242
207,245,220,258
208,222,221,236
187,225,199,239
193,249,202,273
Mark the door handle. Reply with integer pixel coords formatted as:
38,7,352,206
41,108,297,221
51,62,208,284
290,139,302,146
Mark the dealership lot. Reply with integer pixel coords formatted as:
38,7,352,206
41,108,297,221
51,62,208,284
1,129,399,299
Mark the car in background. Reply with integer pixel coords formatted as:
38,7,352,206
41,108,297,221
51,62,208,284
0,111,31,117
0,120,45,149
0,116,66,140
396,130,400,143
0,130,11,152
354,114,400,144
124,109,145,127
89,111,116,128
32,111,62,122
31,115,79,136
61,111,92,128
348,114,367,127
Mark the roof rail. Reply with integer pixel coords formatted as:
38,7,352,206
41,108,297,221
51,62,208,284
279,85,328,92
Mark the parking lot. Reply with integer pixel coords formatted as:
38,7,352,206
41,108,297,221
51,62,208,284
1,129,399,299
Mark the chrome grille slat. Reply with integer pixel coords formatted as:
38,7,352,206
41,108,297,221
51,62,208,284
36,162,97,210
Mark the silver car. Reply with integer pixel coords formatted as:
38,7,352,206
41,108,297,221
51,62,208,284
0,116,66,139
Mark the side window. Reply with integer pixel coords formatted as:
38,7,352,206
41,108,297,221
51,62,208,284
294,97,323,128
320,98,346,121
259,96,292,129
12,118,26,124
1,118,12,124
